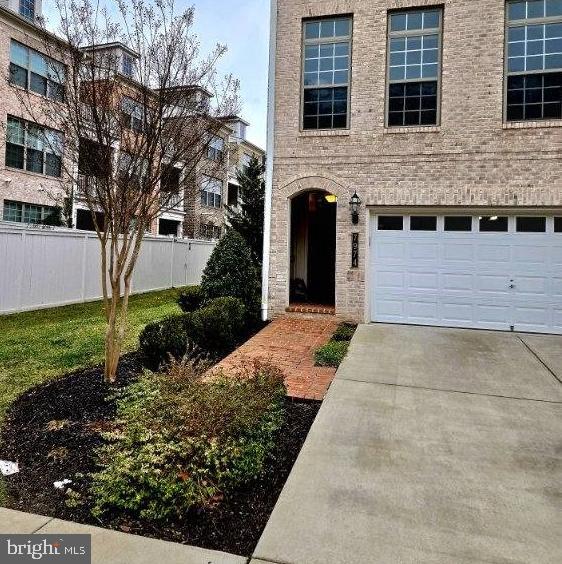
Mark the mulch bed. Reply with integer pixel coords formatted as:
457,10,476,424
0,353,320,557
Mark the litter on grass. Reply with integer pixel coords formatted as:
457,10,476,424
0,460,19,476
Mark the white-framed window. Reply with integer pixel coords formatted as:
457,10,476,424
506,0,562,121
200,175,222,208
19,0,35,20
3,200,57,224
121,97,144,132
387,8,442,127
122,53,135,78
240,153,253,170
207,136,225,161
9,40,65,102
302,16,352,130
5,116,63,177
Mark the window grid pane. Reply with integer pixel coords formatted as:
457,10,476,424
506,1,562,121
303,17,351,130
387,9,441,127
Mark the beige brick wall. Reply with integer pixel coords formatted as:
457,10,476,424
0,13,68,216
267,0,562,322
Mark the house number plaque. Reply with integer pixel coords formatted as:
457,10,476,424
351,232,359,268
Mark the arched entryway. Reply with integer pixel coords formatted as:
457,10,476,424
290,190,337,306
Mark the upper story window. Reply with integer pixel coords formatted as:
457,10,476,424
5,116,63,177
387,8,442,127
122,53,134,78
506,0,562,121
19,0,35,20
121,97,144,133
240,153,252,169
9,40,65,102
302,16,352,130
201,175,222,208
207,136,225,161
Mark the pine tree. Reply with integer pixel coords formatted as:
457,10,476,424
225,156,265,266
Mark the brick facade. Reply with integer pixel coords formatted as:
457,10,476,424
0,11,67,215
266,0,562,322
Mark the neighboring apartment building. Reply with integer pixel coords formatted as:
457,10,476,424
263,0,562,334
0,1,68,227
222,116,266,210
0,2,265,242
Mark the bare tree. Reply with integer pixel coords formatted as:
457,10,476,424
11,0,238,382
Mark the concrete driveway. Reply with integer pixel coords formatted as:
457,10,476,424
252,325,562,564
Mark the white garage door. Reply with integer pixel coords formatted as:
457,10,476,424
370,214,562,334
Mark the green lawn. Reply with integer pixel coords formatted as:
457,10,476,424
0,288,182,503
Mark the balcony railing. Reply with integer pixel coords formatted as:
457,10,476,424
76,174,98,198
160,191,183,210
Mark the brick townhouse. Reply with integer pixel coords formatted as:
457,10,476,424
0,1,264,241
262,0,562,334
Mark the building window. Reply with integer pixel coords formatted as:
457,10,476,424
6,116,63,177
9,40,65,102
302,16,352,130
378,216,404,230
240,153,252,170
228,182,239,206
199,223,221,240
122,53,134,78
3,200,57,224
207,136,225,161
516,216,547,231
479,216,509,232
387,8,442,127
19,0,35,20
410,216,437,230
444,216,473,231
121,97,144,133
506,1,562,121
200,175,222,208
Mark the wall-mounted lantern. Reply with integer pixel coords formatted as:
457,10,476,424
349,191,361,225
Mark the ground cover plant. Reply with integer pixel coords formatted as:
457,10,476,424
314,323,357,368
1,358,320,556
0,288,182,503
90,360,286,520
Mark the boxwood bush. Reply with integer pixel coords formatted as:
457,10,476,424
90,360,286,520
139,297,246,367
177,286,203,313
200,230,261,320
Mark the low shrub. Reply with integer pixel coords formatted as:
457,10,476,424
331,323,357,342
90,359,286,520
190,297,246,359
138,314,191,369
314,341,349,368
177,286,203,313
139,297,246,367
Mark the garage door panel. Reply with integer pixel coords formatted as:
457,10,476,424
370,213,562,334
408,272,439,290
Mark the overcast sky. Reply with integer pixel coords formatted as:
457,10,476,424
43,0,271,148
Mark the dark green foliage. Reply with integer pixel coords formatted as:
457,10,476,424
332,323,357,342
90,360,286,520
177,286,203,313
200,230,261,320
190,297,246,359
138,314,191,369
225,156,265,266
138,297,246,367
314,341,349,368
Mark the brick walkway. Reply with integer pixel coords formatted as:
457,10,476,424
214,315,339,400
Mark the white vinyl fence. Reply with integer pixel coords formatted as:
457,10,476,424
0,222,215,314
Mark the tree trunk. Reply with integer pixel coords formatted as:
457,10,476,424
104,286,122,383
